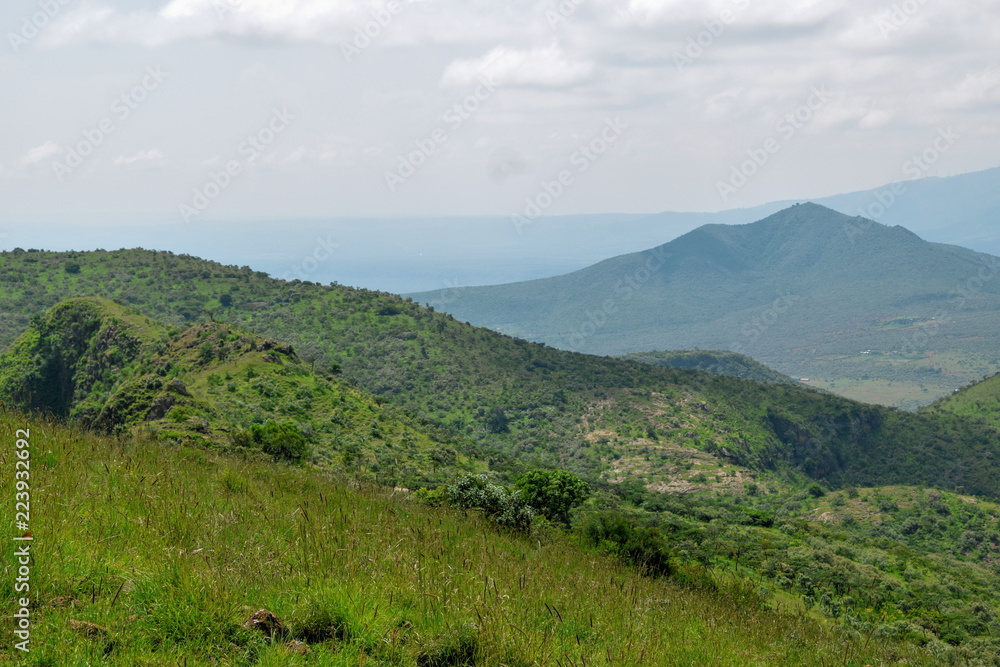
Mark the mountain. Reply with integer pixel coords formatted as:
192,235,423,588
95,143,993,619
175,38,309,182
5,259,1000,660
410,203,1000,407
0,297,476,486
13,168,998,295
619,350,795,385
811,165,1000,257
2,248,1000,499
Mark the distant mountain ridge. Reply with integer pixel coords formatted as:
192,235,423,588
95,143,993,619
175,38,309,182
11,168,997,294
410,203,1000,404
619,350,795,385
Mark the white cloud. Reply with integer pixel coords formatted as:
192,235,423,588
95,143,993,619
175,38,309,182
441,45,593,87
9,0,1000,217
42,0,415,47
22,142,61,164
113,149,165,166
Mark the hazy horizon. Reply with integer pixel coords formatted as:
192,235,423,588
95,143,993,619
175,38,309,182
3,0,999,227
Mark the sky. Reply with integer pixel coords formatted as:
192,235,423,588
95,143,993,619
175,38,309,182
1,0,998,230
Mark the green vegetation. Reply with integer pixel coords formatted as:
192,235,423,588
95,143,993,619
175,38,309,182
411,203,1000,408
0,411,930,665
514,469,590,526
0,297,478,488
619,349,794,385
929,370,1000,430
1,253,1000,500
5,250,1000,661
574,481,1000,663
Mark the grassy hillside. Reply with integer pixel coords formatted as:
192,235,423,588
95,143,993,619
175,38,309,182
411,203,1000,407
0,297,478,488
928,371,1000,430
0,410,930,665
618,350,794,385
2,249,1000,499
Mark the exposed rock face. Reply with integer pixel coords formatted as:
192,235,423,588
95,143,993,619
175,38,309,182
146,393,177,420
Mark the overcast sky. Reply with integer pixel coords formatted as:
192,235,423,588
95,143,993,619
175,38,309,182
2,0,999,226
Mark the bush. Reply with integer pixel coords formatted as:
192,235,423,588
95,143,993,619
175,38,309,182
514,469,589,526
447,474,534,533
232,421,310,464
581,513,673,577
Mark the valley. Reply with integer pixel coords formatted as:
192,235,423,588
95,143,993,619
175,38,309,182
2,245,1000,662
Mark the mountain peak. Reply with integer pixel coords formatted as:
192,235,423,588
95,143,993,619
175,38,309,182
410,204,1000,386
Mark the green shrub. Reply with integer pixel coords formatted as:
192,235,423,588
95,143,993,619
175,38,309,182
807,483,826,498
581,513,673,578
514,469,589,526
447,474,534,532
231,421,310,464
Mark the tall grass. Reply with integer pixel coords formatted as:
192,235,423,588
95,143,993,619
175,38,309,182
0,409,926,665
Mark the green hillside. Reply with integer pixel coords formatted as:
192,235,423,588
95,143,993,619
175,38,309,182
4,262,1000,661
619,350,794,384
6,410,1000,663
0,410,933,665
0,297,477,488
1,249,1000,499
410,203,1000,408
928,371,1000,429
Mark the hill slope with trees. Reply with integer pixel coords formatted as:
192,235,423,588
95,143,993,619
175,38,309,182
619,349,795,385
1,249,1000,499
0,297,477,487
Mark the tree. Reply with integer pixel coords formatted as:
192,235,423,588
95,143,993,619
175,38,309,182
484,406,509,434
232,421,311,464
515,469,590,526
447,474,534,532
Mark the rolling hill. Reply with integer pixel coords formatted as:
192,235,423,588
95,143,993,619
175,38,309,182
4,258,1000,660
1,408,948,665
410,203,1000,407
2,248,1000,499
929,371,1000,430
0,297,478,487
